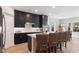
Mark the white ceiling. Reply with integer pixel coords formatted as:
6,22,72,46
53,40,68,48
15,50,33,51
13,6,79,19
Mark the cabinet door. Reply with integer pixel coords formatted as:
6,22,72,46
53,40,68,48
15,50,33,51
14,34,28,44
25,13,32,22
39,15,48,28
31,14,40,27
14,33,32,51
15,10,26,27
42,15,48,26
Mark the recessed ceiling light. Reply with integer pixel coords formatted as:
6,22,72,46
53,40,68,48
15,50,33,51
52,6,55,8
35,10,38,12
26,14,30,17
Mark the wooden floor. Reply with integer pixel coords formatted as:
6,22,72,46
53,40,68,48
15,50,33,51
5,37,79,53
6,43,30,53
62,37,79,53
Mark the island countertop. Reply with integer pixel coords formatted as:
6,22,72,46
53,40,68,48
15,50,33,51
14,27,42,34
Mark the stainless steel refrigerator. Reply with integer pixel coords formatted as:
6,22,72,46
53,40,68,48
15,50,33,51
0,7,6,53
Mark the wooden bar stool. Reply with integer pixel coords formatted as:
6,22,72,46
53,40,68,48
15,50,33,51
36,34,49,53
49,33,58,53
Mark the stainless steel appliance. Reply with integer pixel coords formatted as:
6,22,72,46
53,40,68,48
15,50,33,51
0,7,6,53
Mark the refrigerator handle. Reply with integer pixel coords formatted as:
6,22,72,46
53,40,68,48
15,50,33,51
2,15,6,49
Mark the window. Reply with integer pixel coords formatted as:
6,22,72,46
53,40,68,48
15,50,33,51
73,22,79,32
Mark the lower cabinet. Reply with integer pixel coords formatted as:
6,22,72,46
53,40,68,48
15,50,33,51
14,33,30,44
14,33,32,51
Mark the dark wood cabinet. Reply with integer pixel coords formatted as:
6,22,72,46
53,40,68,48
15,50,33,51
15,10,26,27
14,33,32,45
15,10,40,27
14,33,28,44
14,33,32,51
42,15,48,26
31,14,40,27
39,15,48,27
14,10,48,28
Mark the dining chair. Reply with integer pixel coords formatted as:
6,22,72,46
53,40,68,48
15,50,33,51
36,34,49,53
49,33,58,53
56,32,63,51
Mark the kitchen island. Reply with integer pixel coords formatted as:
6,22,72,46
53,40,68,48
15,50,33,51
14,28,42,52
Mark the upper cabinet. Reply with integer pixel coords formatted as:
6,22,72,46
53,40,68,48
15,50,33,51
42,15,48,26
39,15,48,27
14,10,48,28
15,10,26,27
